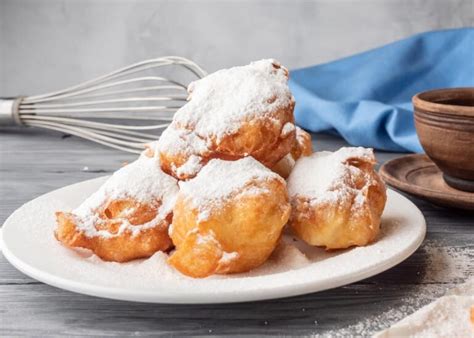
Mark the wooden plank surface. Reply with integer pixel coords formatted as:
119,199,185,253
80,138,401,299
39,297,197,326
0,127,472,337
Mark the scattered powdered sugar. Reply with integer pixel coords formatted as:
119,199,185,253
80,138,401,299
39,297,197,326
179,157,284,218
374,280,474,337
447,278,474,296
287,147,376,209
420,240,474,284
314,242,473,337
71,155,179,238
316,282,472,338
244,237,311,276
376,296,474,337
173,59,293,141
219,251,240,265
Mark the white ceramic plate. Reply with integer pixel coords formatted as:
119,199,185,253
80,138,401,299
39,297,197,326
0,177,425,304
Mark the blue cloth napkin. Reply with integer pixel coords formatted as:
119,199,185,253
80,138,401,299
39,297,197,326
289,28,474,152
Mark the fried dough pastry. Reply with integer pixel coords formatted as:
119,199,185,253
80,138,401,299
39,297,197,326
287,147,387,249
55,154,179,262
271,126,313,178
157,59,296,180
168,157,291,278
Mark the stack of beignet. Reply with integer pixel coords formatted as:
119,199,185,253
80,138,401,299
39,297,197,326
55,59,386,278
157,59,296,180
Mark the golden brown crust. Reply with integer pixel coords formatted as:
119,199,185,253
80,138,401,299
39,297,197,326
271,154,296,179
158,103,296,180
210,104,296,168
169,177,291,278
288,154,386,250
54,155,178,263
55,200,173,262
158,147,198,179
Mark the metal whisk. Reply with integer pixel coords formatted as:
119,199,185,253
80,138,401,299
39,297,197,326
0,56,207,153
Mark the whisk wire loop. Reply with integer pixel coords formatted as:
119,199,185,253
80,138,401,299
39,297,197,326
3,56,207,153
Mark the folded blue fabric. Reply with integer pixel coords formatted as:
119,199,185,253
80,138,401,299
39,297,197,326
289,28,474,152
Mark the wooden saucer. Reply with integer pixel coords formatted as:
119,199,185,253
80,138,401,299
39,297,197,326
379,154,474,210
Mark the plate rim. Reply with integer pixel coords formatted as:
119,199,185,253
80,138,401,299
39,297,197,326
0,177,426,304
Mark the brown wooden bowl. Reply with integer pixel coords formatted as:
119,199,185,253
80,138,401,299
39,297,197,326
413,88,474,192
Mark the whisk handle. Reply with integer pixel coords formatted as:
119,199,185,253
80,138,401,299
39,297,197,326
0,98,23,126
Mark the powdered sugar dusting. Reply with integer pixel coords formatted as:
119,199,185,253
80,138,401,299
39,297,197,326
195,229,218,246
156,59,294,178
157,125,208,156
316,284,457,338
175,155,203,178
174,59,293,141
245,238,311,276
287,147,377,210
219,251,240,265
421,241,473,284
374,289,474,338
71,155,179,238
315,244,473,337
179,157,284,216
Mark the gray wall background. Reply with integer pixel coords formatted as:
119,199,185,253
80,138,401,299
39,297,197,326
1,0,473,97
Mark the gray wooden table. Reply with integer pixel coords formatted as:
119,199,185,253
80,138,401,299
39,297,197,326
0,128,472,337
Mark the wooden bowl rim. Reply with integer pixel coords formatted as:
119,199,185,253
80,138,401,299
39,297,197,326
412,87,474,117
